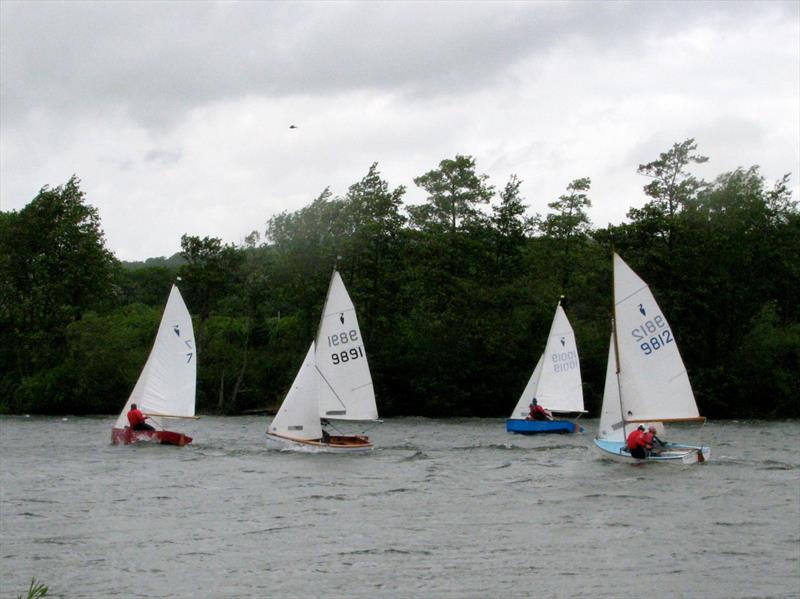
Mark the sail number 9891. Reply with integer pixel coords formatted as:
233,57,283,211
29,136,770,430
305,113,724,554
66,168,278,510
631,316,673,356
331,346,364,365
327,330,359,347
327,329,364,365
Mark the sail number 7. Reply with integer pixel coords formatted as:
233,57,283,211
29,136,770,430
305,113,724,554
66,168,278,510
631,315,673,356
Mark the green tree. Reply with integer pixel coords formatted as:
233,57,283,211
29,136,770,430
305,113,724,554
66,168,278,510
539,177,592,291
631,138,708,250
408,155,494,233
0,176,116,412
491,174,531,270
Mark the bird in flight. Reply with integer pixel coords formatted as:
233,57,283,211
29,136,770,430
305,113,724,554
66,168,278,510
289,124,298,129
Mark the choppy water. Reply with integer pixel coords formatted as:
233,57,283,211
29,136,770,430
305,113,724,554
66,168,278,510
1,416,798,598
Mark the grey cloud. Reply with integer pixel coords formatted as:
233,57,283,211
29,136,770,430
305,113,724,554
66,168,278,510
145,149,182,166
4,1,791,130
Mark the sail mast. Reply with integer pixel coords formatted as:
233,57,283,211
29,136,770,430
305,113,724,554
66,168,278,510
611,254,627,440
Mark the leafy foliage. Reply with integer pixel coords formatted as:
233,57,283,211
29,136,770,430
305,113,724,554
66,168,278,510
18,578,48,599
1,144,797,418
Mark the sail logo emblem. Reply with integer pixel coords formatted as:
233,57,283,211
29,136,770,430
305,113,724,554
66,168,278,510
185,339,194,363
340,313,345,324
639,304,646,316
560,337,566,347
173,324,181,337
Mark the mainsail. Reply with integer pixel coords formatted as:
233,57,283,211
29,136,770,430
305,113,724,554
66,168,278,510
315,271,378,421
509,303,584,418
611,253,700,423
114,285,196,430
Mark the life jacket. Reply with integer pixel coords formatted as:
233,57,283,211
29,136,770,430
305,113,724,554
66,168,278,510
626,428,644,449
127,408,146,428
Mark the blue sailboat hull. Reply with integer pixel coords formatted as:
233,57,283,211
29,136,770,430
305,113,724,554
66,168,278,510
506,419,583,434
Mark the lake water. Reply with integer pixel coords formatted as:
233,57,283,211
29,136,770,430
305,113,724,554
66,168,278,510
1,416,798,598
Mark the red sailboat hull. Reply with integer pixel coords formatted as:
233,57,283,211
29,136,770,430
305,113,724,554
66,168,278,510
111,427,192,446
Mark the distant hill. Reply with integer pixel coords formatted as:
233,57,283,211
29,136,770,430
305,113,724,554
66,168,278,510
120,253,186,270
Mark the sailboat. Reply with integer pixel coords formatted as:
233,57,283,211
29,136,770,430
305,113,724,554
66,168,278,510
506,302,586,434
111,284,197,446
594,254,710,464
265,271,377,452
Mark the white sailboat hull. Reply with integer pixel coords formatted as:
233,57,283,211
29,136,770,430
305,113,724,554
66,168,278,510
593,439,710,464
265,432,374,454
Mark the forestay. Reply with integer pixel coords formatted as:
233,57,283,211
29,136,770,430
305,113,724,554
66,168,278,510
114,285,196,430
269,343,322,440
509,304,584,418
612,254,700,422
597,333,625,441
315,271,378,421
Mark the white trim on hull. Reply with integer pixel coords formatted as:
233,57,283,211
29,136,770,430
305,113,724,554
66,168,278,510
265,432,374,454
593,439,710,465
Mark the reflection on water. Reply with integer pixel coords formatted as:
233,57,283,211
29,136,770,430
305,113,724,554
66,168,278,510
1,416,798,598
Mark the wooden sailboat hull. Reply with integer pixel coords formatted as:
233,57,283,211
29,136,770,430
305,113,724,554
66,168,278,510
111,427,192,446
265,432,373,453
506,419,583,434
593,438,710,464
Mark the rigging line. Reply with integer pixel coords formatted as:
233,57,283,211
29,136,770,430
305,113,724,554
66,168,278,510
359,420,383,434
614,283,649,307
315,365,346,410
324,419,345,435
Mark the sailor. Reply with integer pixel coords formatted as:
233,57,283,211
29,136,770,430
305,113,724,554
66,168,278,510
526,398,552,421
643,425,665,454
127,403,155,431
626,425,647,459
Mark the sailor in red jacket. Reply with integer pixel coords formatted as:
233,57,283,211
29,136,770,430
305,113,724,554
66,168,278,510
127,403,155,431
642,425,665,455
626,425,647,459
526,398,552,421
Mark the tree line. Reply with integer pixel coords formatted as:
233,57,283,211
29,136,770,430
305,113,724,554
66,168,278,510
1,139,798,418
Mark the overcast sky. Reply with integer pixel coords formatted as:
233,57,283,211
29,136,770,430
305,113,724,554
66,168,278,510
2,1,798,261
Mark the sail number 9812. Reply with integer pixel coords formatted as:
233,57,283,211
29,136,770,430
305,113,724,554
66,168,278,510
631,316,673,356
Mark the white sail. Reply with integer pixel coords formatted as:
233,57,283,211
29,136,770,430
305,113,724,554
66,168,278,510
509,303,584,417
510,355,543,418
597,332,626,441
612,254,700,422
269,343,322,440
114,285,196,429
315,271,378,421
535,304,584,413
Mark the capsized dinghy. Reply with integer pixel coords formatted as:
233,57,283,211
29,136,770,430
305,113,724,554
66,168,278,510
266,271,378,453
111,284,197,446
593,254,710,464
506,303,586,434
